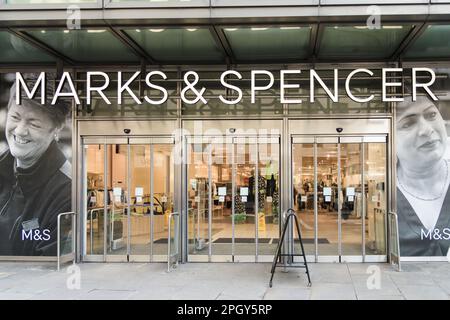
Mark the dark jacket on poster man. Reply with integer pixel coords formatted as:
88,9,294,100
0,141,71,256
397,187,450,257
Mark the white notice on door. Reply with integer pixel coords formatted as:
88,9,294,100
347,187,355,196
135,187,144,197
218,187,227,196
113,187,122,196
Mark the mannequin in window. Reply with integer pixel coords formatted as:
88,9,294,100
266,174,276,197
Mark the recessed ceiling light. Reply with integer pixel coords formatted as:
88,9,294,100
186,28,197,32
251,27,268,31
225,28,238,32
149,29,165,32
382,26,403,29
280,27,301,30
87,29,106,33
135,29,141,32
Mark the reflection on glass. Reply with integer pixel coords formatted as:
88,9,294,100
129,145,151,257
365,143,387,256
234,142,256,256
106,144,128,256
153,144,174,257
85,144,105,255
292,143,315,256
258,141,280,256
316,143,339,256
340,143,363,256
210,143,233,258
187,143,210,257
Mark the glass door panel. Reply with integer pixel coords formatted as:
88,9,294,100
129,145,151,258
85,144,106,256
210,142,233,258
106,144,129,258
316,142,339,257
365,142,387,257
234,140,256,257
187,142,210,258
153,144,174,258
292,143,315,256
258,140,280,256
292,135,388,262
340,143,363,257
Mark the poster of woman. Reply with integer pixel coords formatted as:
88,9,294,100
0,73,72,256
396,68,450,257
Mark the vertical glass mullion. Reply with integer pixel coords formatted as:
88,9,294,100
232,142,236,260
208,144,212,261
313,139,318,262
338,141,342,260
103,143,107,261
150,144,154,262
255,143,259,262
127,144,131,258
362,142,366,261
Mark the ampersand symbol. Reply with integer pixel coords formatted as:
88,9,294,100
34,229,42,241
181,71,207,104
434,229,442,240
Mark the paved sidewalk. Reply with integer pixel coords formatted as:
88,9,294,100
0,262,449,300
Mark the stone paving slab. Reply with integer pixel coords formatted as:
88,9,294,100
0,262,449,300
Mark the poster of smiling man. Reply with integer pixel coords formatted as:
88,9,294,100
0,73,72,257
396,68,450,258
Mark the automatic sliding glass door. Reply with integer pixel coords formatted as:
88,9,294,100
83,137,174,262
187,136,280,262
292,135,387,262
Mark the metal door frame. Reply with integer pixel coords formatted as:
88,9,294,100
185,135,281,263
81,135,175,263
292,134,388,263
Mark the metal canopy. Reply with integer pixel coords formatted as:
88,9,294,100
0,30,55,64
123,28,225,63
23,28,140,63
1,21,450,66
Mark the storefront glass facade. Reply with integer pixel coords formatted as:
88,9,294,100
1,0,450,263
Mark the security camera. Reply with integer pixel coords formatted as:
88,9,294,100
229,128,236,133
123,128,131,134
336,127,343,133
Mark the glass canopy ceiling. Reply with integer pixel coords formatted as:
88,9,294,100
1,23,449,65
